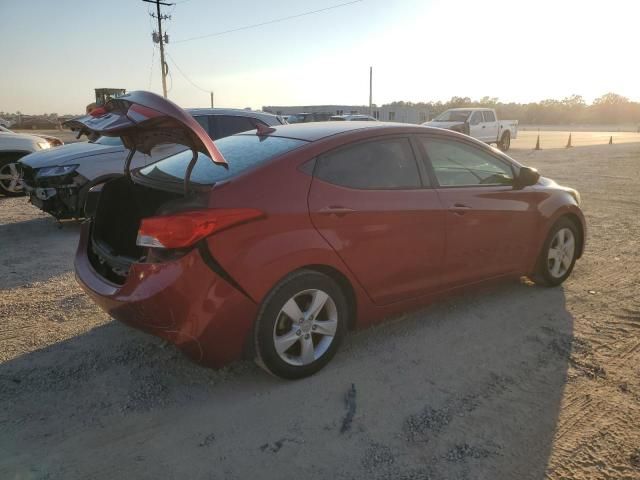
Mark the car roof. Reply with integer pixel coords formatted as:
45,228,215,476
239,121,431,142
186,108,281,122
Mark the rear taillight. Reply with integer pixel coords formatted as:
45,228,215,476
136,209,264,249
127,103,163,122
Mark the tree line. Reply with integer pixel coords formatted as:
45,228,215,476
387,93,640,125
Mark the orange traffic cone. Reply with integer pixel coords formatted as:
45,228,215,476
609,135,613,145
535,134,541,150
565,133,572,148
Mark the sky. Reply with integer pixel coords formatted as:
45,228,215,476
1,0,639,114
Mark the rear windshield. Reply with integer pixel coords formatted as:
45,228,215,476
137,134,307,185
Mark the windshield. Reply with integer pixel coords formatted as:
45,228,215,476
286,114,304,124
433,110,472,122
92,136,123,146
137,134,308,185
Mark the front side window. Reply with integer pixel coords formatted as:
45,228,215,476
419,137,514,187
315,138,422,190
469,111,483,125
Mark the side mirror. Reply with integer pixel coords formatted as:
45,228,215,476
515,166,540,188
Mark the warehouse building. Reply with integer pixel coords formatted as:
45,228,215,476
263,104,430,124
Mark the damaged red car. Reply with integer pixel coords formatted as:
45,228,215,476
71,91,585,379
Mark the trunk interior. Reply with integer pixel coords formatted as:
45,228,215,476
89,176,202,284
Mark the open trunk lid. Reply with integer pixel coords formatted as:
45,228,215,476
64,92,227,283
64,90,227,168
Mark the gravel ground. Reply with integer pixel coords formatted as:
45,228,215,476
512,130,640,150
1,141,639,479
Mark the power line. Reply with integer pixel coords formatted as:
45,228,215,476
173,0,364,44
165,52,210,93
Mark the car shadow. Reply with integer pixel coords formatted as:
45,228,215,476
0,280,574,479
0,216,81,289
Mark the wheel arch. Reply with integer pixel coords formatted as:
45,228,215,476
562,212,585,258
299,264,358,331
0,150,32,160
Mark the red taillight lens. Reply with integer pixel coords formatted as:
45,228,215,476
136,209,264,249
127,104,163,123
89,106,107,117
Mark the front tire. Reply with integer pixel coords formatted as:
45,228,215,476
533,217,580,287
498,131,511,151
254,270,348,379
0,154,27,197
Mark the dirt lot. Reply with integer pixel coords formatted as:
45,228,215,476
1,141,639,479
513,130,640,150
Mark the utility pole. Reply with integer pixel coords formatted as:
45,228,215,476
369,66,373,116
143,0,173,98
210,91,214,108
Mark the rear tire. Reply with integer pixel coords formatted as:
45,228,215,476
532,217,580,287
0,153,27,197
254,270,348,379
498,131,511,151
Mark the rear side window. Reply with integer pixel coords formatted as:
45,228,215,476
315,138,421,190
419,137,514,187
482,111,496,122
138,135,307,185
214,115,261,139
193,115,213,137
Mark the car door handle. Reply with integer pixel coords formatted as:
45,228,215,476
318,206,355,216
482,125,486,128
449,203,472,215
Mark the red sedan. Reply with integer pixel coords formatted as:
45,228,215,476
71,92,585,379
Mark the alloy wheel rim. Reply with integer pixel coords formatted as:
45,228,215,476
0,162,23,193
547,227,575,278
273,289,338,367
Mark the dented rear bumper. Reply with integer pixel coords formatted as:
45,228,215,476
74,222,258,367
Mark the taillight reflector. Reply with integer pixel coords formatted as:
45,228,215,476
136,208,264,249
127,103,163,123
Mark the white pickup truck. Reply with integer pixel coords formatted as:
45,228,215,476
422,108,518,151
